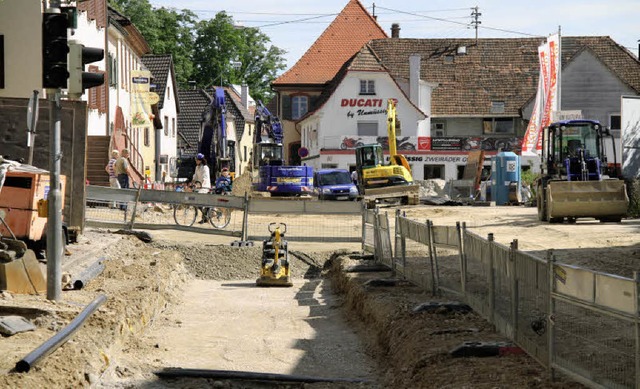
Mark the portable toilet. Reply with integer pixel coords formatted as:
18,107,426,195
491,151,521,205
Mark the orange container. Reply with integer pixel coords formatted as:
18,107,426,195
0,167,66,242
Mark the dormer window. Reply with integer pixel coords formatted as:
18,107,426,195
359,80,375,95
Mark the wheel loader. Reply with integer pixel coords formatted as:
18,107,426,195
536,119,629,223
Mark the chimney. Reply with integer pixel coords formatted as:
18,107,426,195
409,54,421,105
241,84,249,109
391,23,400,39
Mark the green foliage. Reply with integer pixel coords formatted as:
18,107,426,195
627,178,640,218
108,1,286,101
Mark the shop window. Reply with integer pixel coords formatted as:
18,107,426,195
359,80,375,95
292,95,308,120
321,163,338,169
424,165,445,179
483,118,514,134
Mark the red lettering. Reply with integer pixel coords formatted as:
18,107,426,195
364,99,372,107
349,98,357,107
357,99,364,107
341,99,349,107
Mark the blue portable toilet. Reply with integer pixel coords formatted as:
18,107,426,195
491,151,521,205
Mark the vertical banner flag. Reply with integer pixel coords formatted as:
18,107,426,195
521,33,560,155
130,70,153,128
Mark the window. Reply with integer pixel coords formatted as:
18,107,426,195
357,121,378,136
0,35,4,88
164,116,168,136
172,118,176,137
610,114,621,130
359,80,375,95
424,165,445,179
321,163,338,169
444,55,454,64
144,127,150,146
491,101,505,114
431,122,445,137
108,53,117,87
292,95,308,120
483,118,514,134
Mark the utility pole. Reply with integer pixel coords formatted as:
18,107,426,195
471,6,481,43
43,0,65,301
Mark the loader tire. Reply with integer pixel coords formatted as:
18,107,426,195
537,188,547,222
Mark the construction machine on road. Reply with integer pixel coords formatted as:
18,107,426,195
256,223,292,287
354,99,419,207
251,102,313,196
536,119,629,223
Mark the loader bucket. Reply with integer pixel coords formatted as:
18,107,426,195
547,180,629,220
0,250,46,294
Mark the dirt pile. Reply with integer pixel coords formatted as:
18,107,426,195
231,170,253,197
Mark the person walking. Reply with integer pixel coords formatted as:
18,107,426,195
115,148,130,189
105,150,120,208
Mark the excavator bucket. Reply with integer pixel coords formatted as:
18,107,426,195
547,180,629,221
0,249,46,294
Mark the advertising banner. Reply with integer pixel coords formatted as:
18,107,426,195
130,70,154,128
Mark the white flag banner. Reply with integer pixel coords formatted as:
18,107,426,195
521,34,560,155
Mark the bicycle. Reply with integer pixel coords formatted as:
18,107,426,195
172,186,231,229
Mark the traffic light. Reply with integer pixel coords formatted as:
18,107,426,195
42,12,69,88
68,40,104,98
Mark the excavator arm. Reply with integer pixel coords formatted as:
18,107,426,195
199,87,230,174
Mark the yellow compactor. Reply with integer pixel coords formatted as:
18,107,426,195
256,223,293,287
536,120,629,223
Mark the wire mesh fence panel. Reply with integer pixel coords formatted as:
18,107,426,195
84,198,134,228
514,251,549,366
552,298,636,388
376,211,393,269
436,246,463,296
245,213,362,243
363,209,376,253
463,230,492,320
491,241,514,337
401,236,432,291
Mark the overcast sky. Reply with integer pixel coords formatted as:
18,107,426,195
148,0,640,73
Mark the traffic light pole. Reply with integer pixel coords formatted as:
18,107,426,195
47,89,63,301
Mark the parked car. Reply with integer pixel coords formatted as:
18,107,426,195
314,169,359,200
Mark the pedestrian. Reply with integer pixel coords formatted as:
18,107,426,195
105,150,120,208
351,169,358,185
215,167,232,194
115,148,130,189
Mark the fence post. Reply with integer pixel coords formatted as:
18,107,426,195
241,192,250,241
547,249,556,381
510,239,519,340
426,219,437,296
429,220,440,296
361,202,367,252
456,221,466,296
634,271,639,389
128,187,143,230
487,233,495,324
373,208,381,264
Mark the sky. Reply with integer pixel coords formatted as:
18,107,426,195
148,0,640,74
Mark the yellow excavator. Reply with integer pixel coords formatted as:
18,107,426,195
536,119,629,223
256,223,292,287
355,99,419,206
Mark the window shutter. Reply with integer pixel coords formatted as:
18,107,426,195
88,65,99,110
282,95,291,120
95,0,107,28
98,71,107,114
310,95,319,112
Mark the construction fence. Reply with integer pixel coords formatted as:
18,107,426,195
362,209,640,389
84,185,363,243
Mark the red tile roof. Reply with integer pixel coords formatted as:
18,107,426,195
273,0,387,86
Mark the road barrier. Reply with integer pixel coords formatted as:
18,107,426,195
384,211,639,389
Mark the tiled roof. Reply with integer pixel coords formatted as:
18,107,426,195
177,89,210,155
141,54,175,110
273,0,387,86
369,36,640,116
